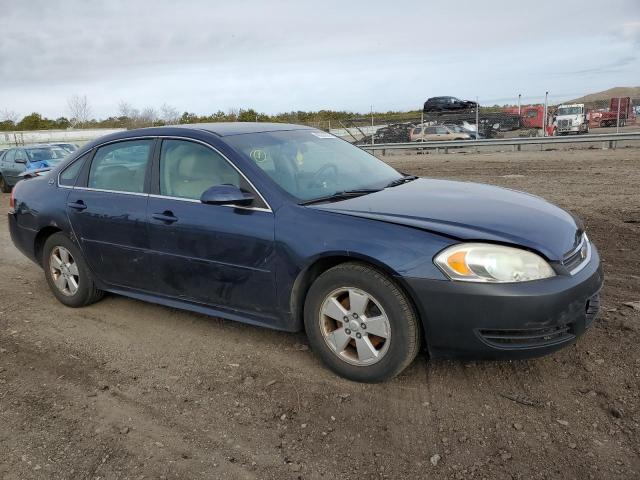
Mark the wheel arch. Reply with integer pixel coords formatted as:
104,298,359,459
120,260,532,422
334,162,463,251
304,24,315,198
289,253,427,347
34,226,63,266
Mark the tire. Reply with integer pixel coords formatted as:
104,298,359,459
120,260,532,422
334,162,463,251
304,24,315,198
43,232,104,307
0,175,10,193
304,262,421,383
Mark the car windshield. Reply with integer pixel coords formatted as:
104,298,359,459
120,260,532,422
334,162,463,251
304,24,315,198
557,107,582,115
25,147,68,164
226,129,403,202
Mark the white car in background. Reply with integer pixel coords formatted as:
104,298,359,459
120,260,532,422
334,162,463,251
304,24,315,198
409,125,471,142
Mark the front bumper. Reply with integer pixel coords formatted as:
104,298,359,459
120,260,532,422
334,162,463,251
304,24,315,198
403,245,603,359
558,126,584,133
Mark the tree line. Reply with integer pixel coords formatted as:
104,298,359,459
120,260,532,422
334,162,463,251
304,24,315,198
0,94,422,132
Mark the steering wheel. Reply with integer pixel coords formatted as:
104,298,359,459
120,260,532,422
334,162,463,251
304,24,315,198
308,163,338,189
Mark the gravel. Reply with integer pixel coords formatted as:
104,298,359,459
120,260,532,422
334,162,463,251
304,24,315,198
1,147,639,479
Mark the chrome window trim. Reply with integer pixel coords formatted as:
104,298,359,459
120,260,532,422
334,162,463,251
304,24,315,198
56,136,156,189
58,134,273,213
148,193,272,213
74,186,148,197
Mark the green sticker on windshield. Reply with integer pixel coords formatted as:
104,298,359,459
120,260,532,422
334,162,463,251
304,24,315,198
250,149,268,163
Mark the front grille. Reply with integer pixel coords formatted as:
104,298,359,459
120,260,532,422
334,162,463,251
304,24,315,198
558,119,572,128
563,234,590,274
478,324,574,349
585,294,600,328
564,248,584,271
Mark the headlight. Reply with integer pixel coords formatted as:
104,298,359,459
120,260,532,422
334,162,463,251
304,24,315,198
434,243,555,283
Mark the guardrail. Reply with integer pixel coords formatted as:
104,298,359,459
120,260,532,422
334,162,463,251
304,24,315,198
359,132,640,153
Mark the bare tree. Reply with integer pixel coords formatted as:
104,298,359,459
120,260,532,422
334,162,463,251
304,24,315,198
117,102,171,128
160,103,180,125
140,107,158,126
118,101,141,128
118,101,136,119
67,94,92,128
0,109,19,124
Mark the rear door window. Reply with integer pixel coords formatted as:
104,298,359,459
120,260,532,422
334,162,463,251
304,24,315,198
88,140,153,193
59,152,91,187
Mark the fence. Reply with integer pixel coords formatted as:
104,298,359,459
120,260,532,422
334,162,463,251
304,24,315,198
0,128,126,148
359,132,640,154
323,95,640,145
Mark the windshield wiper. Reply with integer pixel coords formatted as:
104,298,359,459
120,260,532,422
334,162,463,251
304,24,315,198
385,175,418,188
299,188,381,206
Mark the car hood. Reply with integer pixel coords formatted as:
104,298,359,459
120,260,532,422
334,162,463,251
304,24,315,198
311,178,581,261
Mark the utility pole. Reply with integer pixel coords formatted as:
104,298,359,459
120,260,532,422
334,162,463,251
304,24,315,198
371,105,374,146
518,94,522,115
543,91,549,137
475,96,479,139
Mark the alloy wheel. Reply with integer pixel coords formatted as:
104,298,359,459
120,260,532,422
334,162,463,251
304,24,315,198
49,246,80,296
319,287,391,366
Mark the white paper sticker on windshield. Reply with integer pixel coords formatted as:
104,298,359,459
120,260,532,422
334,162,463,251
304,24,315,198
310,132,335,139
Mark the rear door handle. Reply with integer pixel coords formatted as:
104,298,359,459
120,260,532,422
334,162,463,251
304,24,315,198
67,200,87,211
152,211,178,224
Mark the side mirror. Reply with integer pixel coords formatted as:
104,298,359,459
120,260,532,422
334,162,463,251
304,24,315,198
15,158,27,164
200,185,254,206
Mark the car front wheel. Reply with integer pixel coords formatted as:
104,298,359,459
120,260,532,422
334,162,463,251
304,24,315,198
43,232,104,307
304,262,421,383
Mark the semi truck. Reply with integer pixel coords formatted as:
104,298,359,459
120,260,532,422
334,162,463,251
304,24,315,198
554,103,589,135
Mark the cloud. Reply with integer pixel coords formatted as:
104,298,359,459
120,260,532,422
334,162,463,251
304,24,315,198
622,21,640,45
566,55,637,76
0,0,639,117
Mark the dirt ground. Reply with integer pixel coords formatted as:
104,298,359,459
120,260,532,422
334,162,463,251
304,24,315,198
1,147,639,480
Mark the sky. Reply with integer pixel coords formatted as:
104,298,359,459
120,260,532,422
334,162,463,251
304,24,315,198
0,0,639,119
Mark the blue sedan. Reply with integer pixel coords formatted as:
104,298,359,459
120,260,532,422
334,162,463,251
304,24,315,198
8,123,603,382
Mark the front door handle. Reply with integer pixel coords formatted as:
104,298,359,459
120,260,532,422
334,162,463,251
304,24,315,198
67,200,87,211
152,211,178,224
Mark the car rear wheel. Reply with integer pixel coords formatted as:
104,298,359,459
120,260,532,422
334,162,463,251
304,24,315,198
304,262,421,383
43,233,103,307
0,175,10,193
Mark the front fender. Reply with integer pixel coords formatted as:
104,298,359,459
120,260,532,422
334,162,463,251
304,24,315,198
274,204,454,329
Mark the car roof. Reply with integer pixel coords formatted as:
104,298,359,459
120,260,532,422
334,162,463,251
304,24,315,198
173,122,312,137
80,123,316,151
